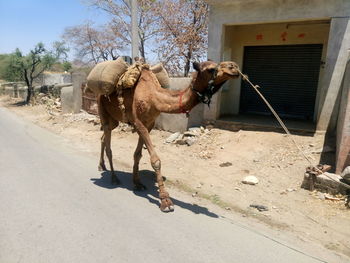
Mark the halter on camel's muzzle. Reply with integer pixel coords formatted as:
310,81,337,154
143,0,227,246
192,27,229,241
192,66,219,107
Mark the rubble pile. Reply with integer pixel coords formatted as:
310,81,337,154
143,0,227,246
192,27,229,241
62,111,100,125
164,126,210,147
35,93,61,112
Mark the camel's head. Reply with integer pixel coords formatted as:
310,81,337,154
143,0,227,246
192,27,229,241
192,60,240,106
216,61,240,81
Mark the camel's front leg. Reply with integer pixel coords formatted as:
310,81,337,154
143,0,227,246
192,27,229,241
134,121,174,212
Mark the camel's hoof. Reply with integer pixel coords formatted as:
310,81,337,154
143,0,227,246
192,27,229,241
160,198,174,212
134,183,147,191
111,176,121,185
161,205,175,213
98,164,107,171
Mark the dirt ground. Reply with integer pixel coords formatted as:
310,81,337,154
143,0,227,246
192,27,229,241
2,95,350,258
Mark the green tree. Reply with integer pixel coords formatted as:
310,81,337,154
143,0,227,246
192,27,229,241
4,42,69,104
0,54,21,81
62,61,72,71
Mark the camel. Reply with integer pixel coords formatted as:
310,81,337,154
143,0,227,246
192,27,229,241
97,60,240,212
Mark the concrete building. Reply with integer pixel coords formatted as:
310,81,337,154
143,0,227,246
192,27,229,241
203,0,350,172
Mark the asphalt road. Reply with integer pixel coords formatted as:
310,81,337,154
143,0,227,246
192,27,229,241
0,106,344,263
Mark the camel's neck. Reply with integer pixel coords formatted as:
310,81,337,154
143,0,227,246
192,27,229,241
154,79,200,114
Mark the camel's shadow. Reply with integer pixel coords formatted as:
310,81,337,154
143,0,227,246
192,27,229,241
90,170,219,218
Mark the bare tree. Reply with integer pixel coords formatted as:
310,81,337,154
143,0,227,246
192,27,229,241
87,0,160,61
63,21,124,64
154,0,209,76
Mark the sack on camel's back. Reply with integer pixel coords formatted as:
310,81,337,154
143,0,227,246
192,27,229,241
150,63,170,89
86,57,129,95
117,62,145,89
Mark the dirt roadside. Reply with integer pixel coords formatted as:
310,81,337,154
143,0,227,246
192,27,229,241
2,95,349,258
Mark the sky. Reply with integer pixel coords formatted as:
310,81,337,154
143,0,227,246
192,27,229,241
0,0,110,56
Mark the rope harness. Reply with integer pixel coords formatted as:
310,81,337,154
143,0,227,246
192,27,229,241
238,69,350,191
192,66,219,107
178,66,218,117
178,89,190,116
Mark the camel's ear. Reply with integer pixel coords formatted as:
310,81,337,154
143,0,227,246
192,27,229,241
193,62,201,72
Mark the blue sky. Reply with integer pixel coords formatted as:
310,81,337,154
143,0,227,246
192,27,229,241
0,0,110,56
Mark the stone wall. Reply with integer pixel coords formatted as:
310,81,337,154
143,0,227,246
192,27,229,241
0,82,27,100
0,73,74,101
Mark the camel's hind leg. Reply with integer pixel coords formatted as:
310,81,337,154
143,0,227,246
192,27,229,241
98,133,107,171
103,124,120,185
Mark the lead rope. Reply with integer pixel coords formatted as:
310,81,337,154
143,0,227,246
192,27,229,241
238,69,350,191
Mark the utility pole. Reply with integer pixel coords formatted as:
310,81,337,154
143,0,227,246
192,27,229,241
131,0,139,61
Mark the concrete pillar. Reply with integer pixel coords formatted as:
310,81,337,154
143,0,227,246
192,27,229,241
204,10,224,121
60,86,74,114
336,60,350,173
71,72,87,114
317,18,350,132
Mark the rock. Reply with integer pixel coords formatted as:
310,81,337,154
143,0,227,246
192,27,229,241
206,124,214,130
341,166,350,176
199,150,211,159
253,159,259,163
200,126,205,133
302,172,348,195
184,131,198,137
188,127,201,133
225,207,231,210
341,166,350,184
249,204,268,212
192,192,198,197
48,111,59,116
165,132,181,143
286,188,296,192
318,192,325,200
220,146,224,149
242,176,259,185
219,162,232,167
234,187,241,191
324,193,342,201
185,137,196,146
175,139,187,145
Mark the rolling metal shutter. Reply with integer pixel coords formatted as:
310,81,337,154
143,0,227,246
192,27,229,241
239,44,323,120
